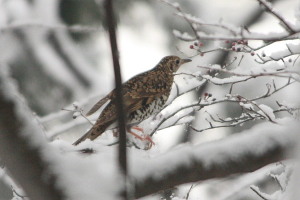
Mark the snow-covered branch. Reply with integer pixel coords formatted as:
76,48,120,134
132,121,297,198
166,0,300,60
0,22,103,33
255,0,296,34
0,66,65,200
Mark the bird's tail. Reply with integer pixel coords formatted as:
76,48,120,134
73,124,109,145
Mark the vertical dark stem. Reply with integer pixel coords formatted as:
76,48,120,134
104,0,128,199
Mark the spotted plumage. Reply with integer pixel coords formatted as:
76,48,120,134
73,55,192,145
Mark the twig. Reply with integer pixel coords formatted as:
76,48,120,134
198,65,300,82
160,0,198,40
256,0,295,34
250,186,269,200
185,184,194,200
11,186,27,199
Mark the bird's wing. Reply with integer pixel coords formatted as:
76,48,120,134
123,70,172,98
87,69,172,116
95,101,117,125
122,70,172,112
85,90,115,116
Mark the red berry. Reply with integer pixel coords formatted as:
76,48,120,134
200,52,205,56
232,42,236,46
190,45,194,49
232,47,236,51
251,52,255,56
237,40,242,44
204,92,208,96
244,40,248,45
199,42,204,47
225,40,230,43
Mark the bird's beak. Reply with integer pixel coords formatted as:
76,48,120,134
181,58,192,64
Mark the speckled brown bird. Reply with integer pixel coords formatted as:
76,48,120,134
73,55,192,145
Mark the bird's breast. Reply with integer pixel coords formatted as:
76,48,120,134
128,94,168,124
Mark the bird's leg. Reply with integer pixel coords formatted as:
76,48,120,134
127,126,155,147
131,126,144,133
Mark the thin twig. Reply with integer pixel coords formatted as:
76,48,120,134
256,0,295,34
250,186,269,200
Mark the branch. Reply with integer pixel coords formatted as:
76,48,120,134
133,122,297,198
0,66,65,200
198,65,300,82
256,0,296,34
0,22,103,33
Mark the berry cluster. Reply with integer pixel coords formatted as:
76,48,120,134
204,92,216,101
227,39,255,56
190,41,205,56
190,41,204,49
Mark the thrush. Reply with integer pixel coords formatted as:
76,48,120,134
73,55,192,145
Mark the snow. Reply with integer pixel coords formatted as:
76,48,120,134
0,65,122,200
1,0,300,199
239,102,254,110
217,164,284,200
258,104,276,121
173,30,194,41
3,65,295,200
250,185,279,200
195,30,289,41
202,74,252,85
131,119,297,181
47,141,122,200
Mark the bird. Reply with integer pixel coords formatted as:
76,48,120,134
73,55,192,146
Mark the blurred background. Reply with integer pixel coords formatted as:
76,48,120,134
0,0,299,199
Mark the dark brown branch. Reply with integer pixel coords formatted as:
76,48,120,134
0,67,65,200
104,0,128,199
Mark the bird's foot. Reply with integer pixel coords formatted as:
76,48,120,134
131,126,144,133
128,126,155,148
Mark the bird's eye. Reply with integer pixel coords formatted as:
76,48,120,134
175,60,180,64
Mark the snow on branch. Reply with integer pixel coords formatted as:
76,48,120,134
255,0,296,34
0,22,103,33
0,66,65,200
132,121,298,198
165,0,300,58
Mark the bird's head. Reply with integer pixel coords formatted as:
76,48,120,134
158,55,192,73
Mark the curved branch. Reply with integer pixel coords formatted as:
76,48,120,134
133,122,297,198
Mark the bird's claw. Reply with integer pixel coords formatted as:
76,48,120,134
141,135,155,148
